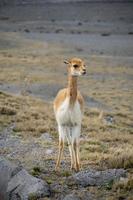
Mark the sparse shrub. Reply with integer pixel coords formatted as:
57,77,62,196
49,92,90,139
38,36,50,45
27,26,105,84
46,178,53,184
28,193,38,200
105,179,114,190
61,170,72,177
31,166,41,176
0,106,16,115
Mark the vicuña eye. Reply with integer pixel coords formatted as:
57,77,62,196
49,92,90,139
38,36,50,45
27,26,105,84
73,64,78,68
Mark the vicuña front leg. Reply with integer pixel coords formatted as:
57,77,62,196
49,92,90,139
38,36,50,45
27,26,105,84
55,138,64,171
76,140,80,170
55,125,64,171
73,139,80,172
66,127,75,170
69,143,76,170
72,126,81,172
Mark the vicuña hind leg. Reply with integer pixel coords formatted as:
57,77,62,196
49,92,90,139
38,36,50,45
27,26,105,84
73,139,80,172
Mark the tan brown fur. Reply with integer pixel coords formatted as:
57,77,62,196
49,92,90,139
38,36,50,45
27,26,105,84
54,88,84,112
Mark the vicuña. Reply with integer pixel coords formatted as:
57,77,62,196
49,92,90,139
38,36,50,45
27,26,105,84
54,57,86,171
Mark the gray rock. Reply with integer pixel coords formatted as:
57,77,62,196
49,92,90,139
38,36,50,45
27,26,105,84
63,194,80,200
79,190,93,200
0,157,22,200
0,157,50,200
63,191,93,200
39,132,53,142
103,115,115,125
69,169,126,187
7,169,50,200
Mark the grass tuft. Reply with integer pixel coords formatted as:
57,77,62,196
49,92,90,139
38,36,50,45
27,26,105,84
107,149,133,169
113,176,133,191
31,166,41,176
0,106,16,115
28,193,38,200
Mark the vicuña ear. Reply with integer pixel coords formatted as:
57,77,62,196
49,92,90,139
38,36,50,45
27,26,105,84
64,60,70,65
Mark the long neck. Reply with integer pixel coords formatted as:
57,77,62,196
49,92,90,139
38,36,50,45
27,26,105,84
67,72,77,105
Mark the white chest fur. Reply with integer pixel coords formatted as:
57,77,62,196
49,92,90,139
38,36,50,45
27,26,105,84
56,98,82,126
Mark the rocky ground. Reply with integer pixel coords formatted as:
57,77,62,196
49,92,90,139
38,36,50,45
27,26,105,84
0,1,133,200
0,157,127,200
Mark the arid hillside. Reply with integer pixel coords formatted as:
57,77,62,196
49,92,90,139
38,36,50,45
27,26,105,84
0,1,133,200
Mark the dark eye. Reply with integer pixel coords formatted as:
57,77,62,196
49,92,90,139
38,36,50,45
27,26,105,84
73,64,78,68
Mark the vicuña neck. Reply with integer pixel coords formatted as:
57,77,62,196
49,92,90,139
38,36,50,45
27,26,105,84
67,73,77,105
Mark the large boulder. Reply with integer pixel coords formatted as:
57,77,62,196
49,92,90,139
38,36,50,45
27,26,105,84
0,157,22,200
68,169,126,187
0,157,50,200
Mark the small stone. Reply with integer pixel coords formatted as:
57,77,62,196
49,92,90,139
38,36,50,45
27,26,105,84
101,33,110,37
63,194,80,200
128,32,133,35
24,28,30,33
79,190,93,200
45,149,53,155
77,22,82,26
55,29,63,33
103,115,115,125
39,133,53,142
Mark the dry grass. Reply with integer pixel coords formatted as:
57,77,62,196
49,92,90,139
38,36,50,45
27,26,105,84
0,105,16,115
113,176,133,192
80,105,133,169
0,94,133,199
106,148,133,169
110,175,133,200
0,91,56,138
14,99,56,137
0,91,133,173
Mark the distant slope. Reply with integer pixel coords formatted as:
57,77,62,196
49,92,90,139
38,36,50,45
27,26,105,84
0,0,133,6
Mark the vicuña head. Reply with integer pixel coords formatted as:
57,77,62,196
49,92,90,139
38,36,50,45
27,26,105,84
64,57,86,77
54,57,86,172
